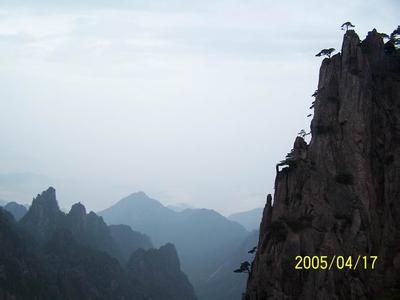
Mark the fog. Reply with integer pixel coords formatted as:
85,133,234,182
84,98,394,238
0,0,398,214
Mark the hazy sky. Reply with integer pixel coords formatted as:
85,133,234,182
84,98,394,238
0,0,398,215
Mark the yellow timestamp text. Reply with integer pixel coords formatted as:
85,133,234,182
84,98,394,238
294,255,378,270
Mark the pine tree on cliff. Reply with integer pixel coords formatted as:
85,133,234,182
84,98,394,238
341,21,355,31
390,25,400,46
315,48,335,58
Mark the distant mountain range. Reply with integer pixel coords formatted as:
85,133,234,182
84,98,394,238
0,187,197,299
167,202,194,212
1,189,262,299
228,207,263,231
98,192,257,300
3,201,28,221
196,230,259,300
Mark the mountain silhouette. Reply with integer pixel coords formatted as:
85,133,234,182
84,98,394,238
99,191,249,299
0,187,197,299
228,207,263,231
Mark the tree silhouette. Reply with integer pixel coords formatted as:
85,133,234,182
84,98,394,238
311,90,318,97
248,246,257,254
380,33,390,40
234,261,251,274
276,148,296,172
315,48,335,58
390,25,400,46
341,22,355,31
298,129,310,138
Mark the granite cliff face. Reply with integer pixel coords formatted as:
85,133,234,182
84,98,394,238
244,29,400,299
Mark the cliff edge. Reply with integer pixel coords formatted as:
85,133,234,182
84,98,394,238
244,29,400,299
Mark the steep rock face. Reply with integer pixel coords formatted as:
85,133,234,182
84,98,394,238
127,243,197,300
0,208,45,299
20,190,122,261
40,228,147,300
244,30,400,299
0,208,149,299
65,203,122,261
20,187,64,242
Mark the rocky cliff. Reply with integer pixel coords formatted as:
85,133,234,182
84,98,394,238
127,243,197,300
20,187,64,242
244,29,400,299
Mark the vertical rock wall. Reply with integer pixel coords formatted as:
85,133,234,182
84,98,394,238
244,30,400,299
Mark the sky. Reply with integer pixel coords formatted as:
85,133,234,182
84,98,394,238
0,0,398,215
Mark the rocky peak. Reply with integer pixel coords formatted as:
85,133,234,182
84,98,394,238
68,202,86,219
293,136,307,158
30,187,59,214
127,243,197,300
128,242,180,271
244,28,400,299
66,202,88,237
158,243,181,269
109,224,153,263
20,187,64,242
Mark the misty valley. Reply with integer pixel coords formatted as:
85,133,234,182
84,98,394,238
0,187,260,300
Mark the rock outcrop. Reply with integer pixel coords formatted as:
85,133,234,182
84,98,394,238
127,243,197,300
109,224,153,263
20,187,64,242
244,29,400,299
65,202,123,261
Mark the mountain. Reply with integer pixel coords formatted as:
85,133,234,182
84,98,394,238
99,192,249,299
127,243,197,300
167,203,194,212
245,29,400,299
109,224,153,263
0,207,47,299
196,230,259,300
228,207,263,231
0,187,197,299
20,187,65,242
4,201,28,221
39,228,144,299
64,202,122,261
0,206,151,299
99,192,176,244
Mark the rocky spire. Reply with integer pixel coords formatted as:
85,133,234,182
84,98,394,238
20,187,64,242
244,29,400,299
68,202,86,219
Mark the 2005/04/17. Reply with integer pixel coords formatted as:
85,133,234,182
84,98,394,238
294,255,378,270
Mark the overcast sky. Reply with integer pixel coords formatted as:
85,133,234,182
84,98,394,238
0,0,398,215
